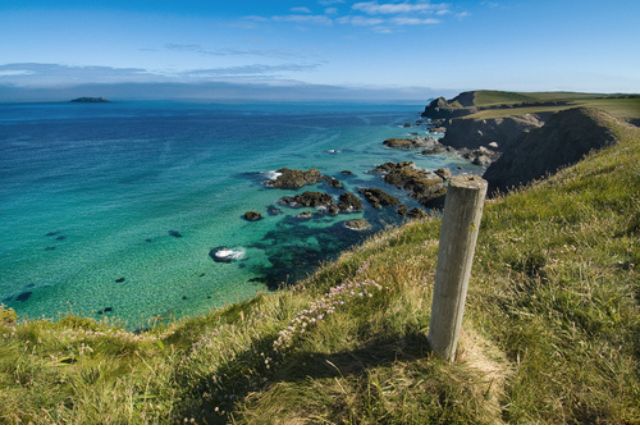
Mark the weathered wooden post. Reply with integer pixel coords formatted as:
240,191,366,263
428,175,488,362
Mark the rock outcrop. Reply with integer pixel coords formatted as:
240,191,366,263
440,114,545,151
266,168,323,189
337,192,363,212
484,108,617,193
280,192,333,208
374,162,448,207
243,211,263,221
383,136,440,150
359,188,400,209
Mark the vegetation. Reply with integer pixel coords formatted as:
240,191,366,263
463,90,640,121
1,110,639,424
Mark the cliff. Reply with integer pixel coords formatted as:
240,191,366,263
439,113,545,150
485,108,617,193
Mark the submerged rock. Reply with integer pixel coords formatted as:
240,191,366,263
323,176,343,189
97,307,113,315
210,246,245,263
115,277,125,283
343,219,371,231
267,205,283,216
359,188,400,209
45,231,60,237
55,235,66,241
243,211,263,221
44,246,56,251
168,230,183,238
265,168,323,189
280,191,333,208
296,211,314,220
16,291,32,302
340,170,354,176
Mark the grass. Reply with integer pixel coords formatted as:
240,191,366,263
463,90,640,121
1,110,639,424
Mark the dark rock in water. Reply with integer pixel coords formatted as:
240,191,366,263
407,207,428,219
199,272,206,277
280,191,333,208
373,162,447,207
267,205,283,216
322,176,343,189
249,276,267,283
402,122,412,128
296,211,313,220
16,291,32,302
168,230,183,238
26,283,35,288
384,136,439,150
70,97,109,103
327,204,340,216
343,219,371,231
243,211,263,221
182,296,188,300
209,246,245,263
45,231,60,237
359,188,400,209
340,170,354,176
265,168,323,189
337,192,363,212
397,205,408,216
115,277,125,283
207,296,211,299
44,246,56,251
56,235,66,241
145,238,153,243
97,306,113,315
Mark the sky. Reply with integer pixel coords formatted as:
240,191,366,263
0,0,639,100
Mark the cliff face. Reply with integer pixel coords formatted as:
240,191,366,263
484,108,618,193
440,114,545,150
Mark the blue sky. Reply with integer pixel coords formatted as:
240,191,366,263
1,0,639,97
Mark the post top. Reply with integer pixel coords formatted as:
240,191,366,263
448,174,488,191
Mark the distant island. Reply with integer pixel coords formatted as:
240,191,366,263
70,97,110,103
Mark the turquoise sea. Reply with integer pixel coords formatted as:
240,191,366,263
0,101,477,329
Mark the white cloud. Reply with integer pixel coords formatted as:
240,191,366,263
272,14,333,25
290,6,312,13
318,0,344,5
352,1,449,15
325,7,338,14
391,17,440,25
337,15,384,26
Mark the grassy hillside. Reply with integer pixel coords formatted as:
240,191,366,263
1,111,639,424
456,90,640,122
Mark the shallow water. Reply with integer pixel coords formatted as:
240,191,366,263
0,101,478,329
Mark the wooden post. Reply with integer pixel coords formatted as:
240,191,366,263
428,175,488,362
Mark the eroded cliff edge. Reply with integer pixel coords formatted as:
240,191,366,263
421,91,633,194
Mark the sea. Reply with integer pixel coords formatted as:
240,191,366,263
0,101,479,329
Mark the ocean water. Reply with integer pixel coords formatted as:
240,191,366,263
0,101,477,329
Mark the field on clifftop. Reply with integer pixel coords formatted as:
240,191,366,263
1,109,639,424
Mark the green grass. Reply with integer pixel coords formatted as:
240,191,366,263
1,111,639,424
464,91,640,121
